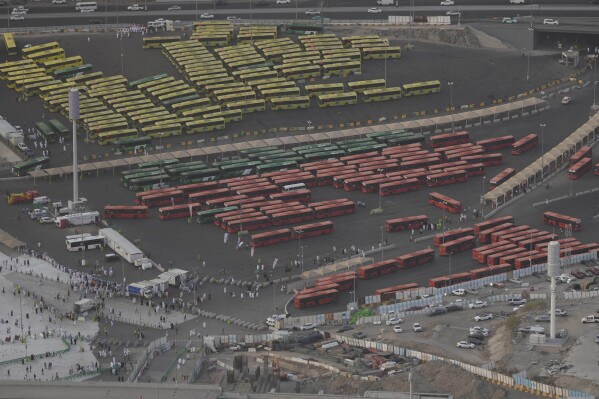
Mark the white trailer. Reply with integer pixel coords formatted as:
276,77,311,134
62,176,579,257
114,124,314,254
147,278,169,294
159,268,189,286
55,211,100,228
99,228,143,264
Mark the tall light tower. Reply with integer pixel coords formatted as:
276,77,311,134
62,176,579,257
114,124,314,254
547,241,560,340
69,88,80,205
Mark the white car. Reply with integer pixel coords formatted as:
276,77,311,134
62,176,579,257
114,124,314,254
368,7,382,13
474,313,493,322
276,0,291,3
226,16,240,21
446,10,460,16
457,341,475,349
299,323,316,331
555,309,567,317
502,17,517,24
201,13,215,19
452,288,466,296
80,7,95,12
39,216,54,224
561,96,572,105
440,0,454,5
305,9,320,15
127,4,145,11
52,0,66,3
10,14,24,20
386,317,402,326
468,301,488,309
167,5,181,10
412,323,422,332
543,18,559,25
393,325,403,333
11,9,26,15
469,326,489,335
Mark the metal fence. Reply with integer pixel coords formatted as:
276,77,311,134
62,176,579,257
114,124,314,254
127,336,171,383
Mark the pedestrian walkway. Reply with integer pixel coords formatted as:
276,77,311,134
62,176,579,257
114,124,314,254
105,297,196,330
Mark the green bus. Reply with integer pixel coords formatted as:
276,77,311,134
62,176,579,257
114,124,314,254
128,174,172,192
48,119,70,140
122,169,163,185
402,80,441,96
219,161,262,178
165,160,206,174
303,149,345,161
138,158,180,169
296,146,339,156
197,206,238,224
184,118,226,134
53,63,93,80
35,121,58,143
317,91,357,107
129,73,169,89
255,160,297,174
269,95,311,111
363,87,403,103
178,167,220,184
112,136,152,153
345,143,387,155
337,138,376,149
259,153,303,163
385,134,425,146
246,149,285,160
11,156,50,177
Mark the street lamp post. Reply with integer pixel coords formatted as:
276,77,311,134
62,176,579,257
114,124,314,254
448,82,455,133
295,0,298,20
380,226,384,261
481,176,486,218
527,27,534,82
297,230,303,271
539,123,546,178
593,55,597,109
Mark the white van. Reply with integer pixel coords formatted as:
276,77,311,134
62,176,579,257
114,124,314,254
509,0,525,3
283,183,306,192
33,196,50,205
377,0,394,4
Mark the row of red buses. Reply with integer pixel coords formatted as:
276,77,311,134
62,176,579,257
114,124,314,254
225,215,271,233
250,228,293,248
433,142,476,156
292,221,334,238
445,163,486,177
569,145,592,166
473,215,515,234
315,166,356,186
517,234,558,251
206,194,249,210
439,235,476,256
433,227,475,246
476,135,515,151
332,171,374,189
300,159,343,173
340,151,380,164
139,189,186,207
428,192,463,214
486,246,527,266
511,134,538,155
310,200,356,218
274,174,317,188
294,289,338,309
490,225,530,243
269,188,312,203
135,187,178,204
535,237,579,252
428,271,471,288
361,176,394,193
493,226,535,243
429,131,470,148
500,250,538,266
563,243,599,256
344,173,385,191
382,143,422,156
469,263,513,279
177,181,220,196
568,157,592,180
189,187,232,204
385,215,428,232
473,243,515,264
514,253,547,269
428,160,468,172
159,202,202,220
461,153,503,167
399,156,441,171
401,169,431,184
379,177,421,196
375,282,419,302
357,259,398,279
103,205,149,219
317,274,357,291
489,168,516,190
445,147,485,162
543,211,582,231
271,208,315,226
478,222,515,244
214,208,258,227
397,248,436,268
426,169,468,187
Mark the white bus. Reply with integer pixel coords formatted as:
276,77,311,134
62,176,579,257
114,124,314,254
66,235,105,252
283,183,306,192
75,1,97,11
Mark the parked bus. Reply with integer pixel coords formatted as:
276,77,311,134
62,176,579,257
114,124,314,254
112,136,152,154
385,215,428,233
478,222,515,244
402,80,441,96
397,248,436,268
35,121,58,143
426,169,468,187
75,2,98,11
270,208,314,226
473,215,515,234
196,206,238,224
311,200,356,218
347,79,386,93
511,133,538,155
568,145,592,166
429,131,470,148
103,205,149,219
139,189,186,207
362,46,401,60
462,153,503,167
317,91,358,107
3,33,17,56
438,235,476,256
514,253,548,269
304,83,344,97
291,221,334,239
293,289,338,309
158,203,202,220
489,168,516,190
224,215,271,234
363,87,403,102
469,263,513,279
357,259,398,279
66,235,105,252
142,36,182,49
543,211,582,231
21,42,60,58
375,282,419,302
40,56,83,74
250,228,293,248
11,156,50,177
427,192,462,214
27,48,66,64
476,135,515,151
428,272,471,288
269,189,312,203
568,157,592,180
433,227,475,246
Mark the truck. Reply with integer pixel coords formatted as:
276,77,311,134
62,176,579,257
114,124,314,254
134,257,153,270
158,268,188,286
7,190,39,205
73,298,100,314
376,0,394,4
126,282,154,299
55,211,100,228
581,315,599,323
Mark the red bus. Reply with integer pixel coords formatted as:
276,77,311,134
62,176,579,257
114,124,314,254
219,174,263,185
472,241,510,260
487,247,527,266
359,161,402,174
228,180,270,191
291,221,334,238
433,227,475,246
569,145,592,166
263,204,306,216
428,160,468,172
189,188,232,204
566,243,599,256
535,237,579,252
445,163,486,177
433,143,476,155
344,173,385,191
543,211,582,231
332,171,374,189
260,169,301,179
399,157,440,171
568,157,592,180
595,162,599,176
250,228,293,248
135,187,178,204
225,215,271,233
176,181,221,197
382,143,422,155
439,235,476,256
317,275,356,291
308,198,352,208
297,283,339,296
385,215,428,232
139,190,186,207
340,151,381,164
293,289,338,309
514,253,547,269
345,156,387,166
445,148,485,162
426,169,468,187
379,178,420,196
205,194,249,209
511,134,538,155
103,205,149,219
375,283,419,302
469,263,513,279
476,135,515,151
503,229,541,244
428,272,471,288
386,150,431,161
273,175,317,188
269,189,312,203
214,208,257,227
224,197,266,208
397,248,436,268
357,259,398,279
401,169,431,184
489,168,516,190
429,131,470,148
361,177,394,193
474,243,515,264
271,208,315,226
158,202,202,220
315,167,357,185
517,234,557,251
461,153,503,167
473,215,515,234
301,159,344,172
500,250,538,266
219,212,264,227
237,185,280,197
428,192,462,214
490,225,530,243
312,201,356,218
478,222,515,244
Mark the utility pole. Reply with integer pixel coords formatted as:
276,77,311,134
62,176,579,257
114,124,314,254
448,82,455,132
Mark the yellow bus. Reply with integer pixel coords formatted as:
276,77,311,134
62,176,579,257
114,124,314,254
322,61,361,76
185,118,225,134
66,71,104,84
204,81,245,95
27,48,66,64
273,61,311,73
192,76,235,91
113,100,155,113
3,33,17,56
88,78,128,91
6,71,46,88
227,58,267,71
142,36,181,49
116,104,156,116
86,74,124,87
136,114,179,128
40,56,83,74
0,61,36,79
248,77,289,89
281,65,321,80
194,35,230,47
126,106,167,118
24,79,62,97
243,72,281,85
137,76,175,91
401,80,441,96
347,79,386,93
349,40,390,49
186,69,228,81
157,88,198,104
317,91,357,107
181,105,221,119
88,121,130,139
213,86,252,98
269,95,311,111
6,66,45,79
260,87,301,99
256,81,296,93
321,49,362,61
15,75,54,92
79,107,112,120
231,67,271,78
304,83,345,97
361,46,401,60
107,94,148,107
85,116,127,131
21,42,60,59
87,85,128,99
147,83,189,99
128,111,171,123
144,79,186,94
238,33,277,43
170,97,211,112
216,91,256,104
224,98,266,113
97,128,139,145
363,87,403,103
203,109,242,123
140,123,182,138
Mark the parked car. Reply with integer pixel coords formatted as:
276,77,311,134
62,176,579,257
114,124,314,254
561,96,572,105
10,13,25,19
367,7,382,13
52,0,66,4
276,0,291,3
386,317,402,326
446,304,463,312
336,325,354,333
587,268,599,276
555,309,567,317
440,0,454,4
226,16,241,21
466,336,484,345
352,331,366,339
38,216,54,224
502,17,517,23
429,307,447,316
446,10,460,15
474,313,493,322
571,270,586,279
452,288,466,296
393,325,403,333
583,269,595,278
469,301,488,309
412,323,422,332
490,282,505,288
534,315,551,322
457,341,475,349
469,326,489,335
127,4,145,10
200,13,214,19
167,5,181,10
468,332,486,340
543,18,559,25
507,298,527,306
299,323,316,331
305,9,320,15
